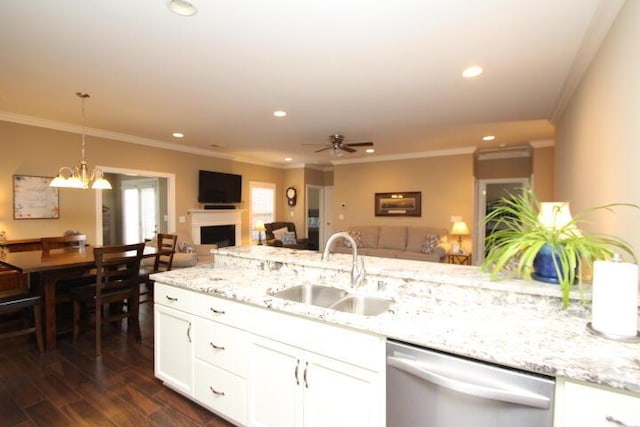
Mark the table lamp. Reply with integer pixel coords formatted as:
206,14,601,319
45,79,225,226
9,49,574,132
450,221,469,254
255,220,266,245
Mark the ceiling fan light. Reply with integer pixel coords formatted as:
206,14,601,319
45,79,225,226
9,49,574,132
167,0,197,16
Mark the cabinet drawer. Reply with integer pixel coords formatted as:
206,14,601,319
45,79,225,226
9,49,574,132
193,317,247,377
193,293,253,329
193,359,246,426
154,282,194,313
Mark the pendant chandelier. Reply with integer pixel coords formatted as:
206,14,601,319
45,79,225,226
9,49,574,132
50,92,112,190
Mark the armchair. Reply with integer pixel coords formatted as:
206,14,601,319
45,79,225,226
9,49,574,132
264,222,309,250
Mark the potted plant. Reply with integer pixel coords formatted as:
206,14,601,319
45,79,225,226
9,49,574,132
481,189,637,309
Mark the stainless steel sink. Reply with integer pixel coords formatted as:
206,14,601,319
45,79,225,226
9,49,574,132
329,295,392,316
271,284,348,307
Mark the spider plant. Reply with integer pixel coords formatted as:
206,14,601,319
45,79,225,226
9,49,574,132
481,189,637,309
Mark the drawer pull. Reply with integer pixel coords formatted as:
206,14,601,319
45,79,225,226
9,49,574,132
165,295,178,302
210,307,225,315
606,415,639,427
209,386,225,396
187,322,192,343
209,342,225,351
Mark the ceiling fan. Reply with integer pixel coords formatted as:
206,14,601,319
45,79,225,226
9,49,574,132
309,134,374,154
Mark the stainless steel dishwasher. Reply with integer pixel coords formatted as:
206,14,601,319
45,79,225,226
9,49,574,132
387,340,555,427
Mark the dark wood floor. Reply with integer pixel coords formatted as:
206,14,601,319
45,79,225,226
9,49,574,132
0,303,236,427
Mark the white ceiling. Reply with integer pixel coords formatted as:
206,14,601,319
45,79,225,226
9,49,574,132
0,0,621,167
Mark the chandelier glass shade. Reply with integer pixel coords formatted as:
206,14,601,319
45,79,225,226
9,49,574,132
50,93,112,190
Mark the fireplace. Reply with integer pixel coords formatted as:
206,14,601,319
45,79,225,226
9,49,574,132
201,225,235,247
188,209,244,246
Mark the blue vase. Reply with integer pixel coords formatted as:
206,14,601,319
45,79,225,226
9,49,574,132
532,243,563,284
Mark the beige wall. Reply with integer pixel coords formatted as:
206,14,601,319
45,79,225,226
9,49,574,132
555,1,640,258
532,146,555,201
281,168,305,235
333,154,475,252
0,121,283,245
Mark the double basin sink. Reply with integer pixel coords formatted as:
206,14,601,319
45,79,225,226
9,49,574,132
270,284,392,316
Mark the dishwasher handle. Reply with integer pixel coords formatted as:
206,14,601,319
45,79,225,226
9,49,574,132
387,355,550,409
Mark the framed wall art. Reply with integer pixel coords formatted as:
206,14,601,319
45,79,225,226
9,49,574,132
13,175,60,219
374,192,422,217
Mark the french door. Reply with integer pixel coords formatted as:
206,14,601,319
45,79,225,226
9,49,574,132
122,178,160,244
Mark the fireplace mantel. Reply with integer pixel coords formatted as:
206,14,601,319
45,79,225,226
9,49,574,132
188,209,245,245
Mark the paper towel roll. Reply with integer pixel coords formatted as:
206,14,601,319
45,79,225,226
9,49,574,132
591,260,639,337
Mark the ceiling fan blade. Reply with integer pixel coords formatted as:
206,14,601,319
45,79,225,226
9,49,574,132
315,146,331,153
301,143,328,146
344,141,374,147
341,145,357,153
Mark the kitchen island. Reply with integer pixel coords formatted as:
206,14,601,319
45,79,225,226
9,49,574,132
152,245,640,426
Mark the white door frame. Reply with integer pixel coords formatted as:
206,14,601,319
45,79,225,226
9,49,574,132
473,177,530,264
94,166,176,246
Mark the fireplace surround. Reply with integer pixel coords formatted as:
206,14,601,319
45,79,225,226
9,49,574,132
188,209,244,246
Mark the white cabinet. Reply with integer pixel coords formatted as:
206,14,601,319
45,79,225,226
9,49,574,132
555,378,640,427
155,282,385,427
154,303,193,395
247,330,384,427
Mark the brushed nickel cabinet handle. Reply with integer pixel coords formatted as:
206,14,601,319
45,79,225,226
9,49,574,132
209,342,225,350
186,322,191,343
294,359,300,385
606,415,639,427
303,361,309,388
210,307,225,315
165,295,178,302
209,386,225,396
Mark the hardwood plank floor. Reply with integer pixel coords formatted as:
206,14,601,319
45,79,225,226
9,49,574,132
0,303,236,427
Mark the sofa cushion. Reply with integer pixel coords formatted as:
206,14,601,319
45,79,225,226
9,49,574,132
272,227,288,242
349,226,379,248
406,226,447,253
378,226,407,250
397,251,441,262
359,248,399,258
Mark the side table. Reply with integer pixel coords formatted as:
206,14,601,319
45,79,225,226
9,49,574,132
447,253,472,265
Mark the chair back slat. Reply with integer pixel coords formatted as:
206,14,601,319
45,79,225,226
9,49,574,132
153,233,178,273
94,243,145,297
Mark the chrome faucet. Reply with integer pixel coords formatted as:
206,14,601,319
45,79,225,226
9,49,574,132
322,232,366,286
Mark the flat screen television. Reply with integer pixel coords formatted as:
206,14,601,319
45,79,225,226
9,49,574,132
198,170,242,204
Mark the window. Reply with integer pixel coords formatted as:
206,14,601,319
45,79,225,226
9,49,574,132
250,181,275,241
122,178,160,244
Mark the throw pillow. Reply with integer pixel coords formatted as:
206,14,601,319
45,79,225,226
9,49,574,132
272,227,288,242
421,234,440,254
282,231,297,246
180,241,195,253
344,231,363,248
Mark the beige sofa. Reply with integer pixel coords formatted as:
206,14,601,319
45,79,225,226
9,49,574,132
332,225,448,262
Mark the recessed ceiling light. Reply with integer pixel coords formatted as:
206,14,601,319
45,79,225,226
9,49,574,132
273,110,287,118
365,148,375,154
172,132,184,138
482,135,495,141
167,0,197,17
462,66,483,78
284,157,292,162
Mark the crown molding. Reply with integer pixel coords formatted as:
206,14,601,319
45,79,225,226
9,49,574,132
529,139,555,148
550,0,625,123
332,146,475,165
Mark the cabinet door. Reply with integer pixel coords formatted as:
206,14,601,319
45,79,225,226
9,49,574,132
557,380,640,427
247,337,302,427
303,352,383,427
154,304,193,395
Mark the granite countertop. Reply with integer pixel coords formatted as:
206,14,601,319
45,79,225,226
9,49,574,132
152,246,640,395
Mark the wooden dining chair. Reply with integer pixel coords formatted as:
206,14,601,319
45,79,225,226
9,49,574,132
69,242,145,357
0,265,44,352
139,233,178,304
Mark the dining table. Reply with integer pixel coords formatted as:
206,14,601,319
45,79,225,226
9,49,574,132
0,245,156,351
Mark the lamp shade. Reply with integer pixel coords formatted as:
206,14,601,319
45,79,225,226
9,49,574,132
538,202,580,238
450,221,470,236
255,220,266,231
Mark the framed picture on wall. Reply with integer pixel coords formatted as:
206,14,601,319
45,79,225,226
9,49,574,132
13,175,60,219
375,192,421,217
